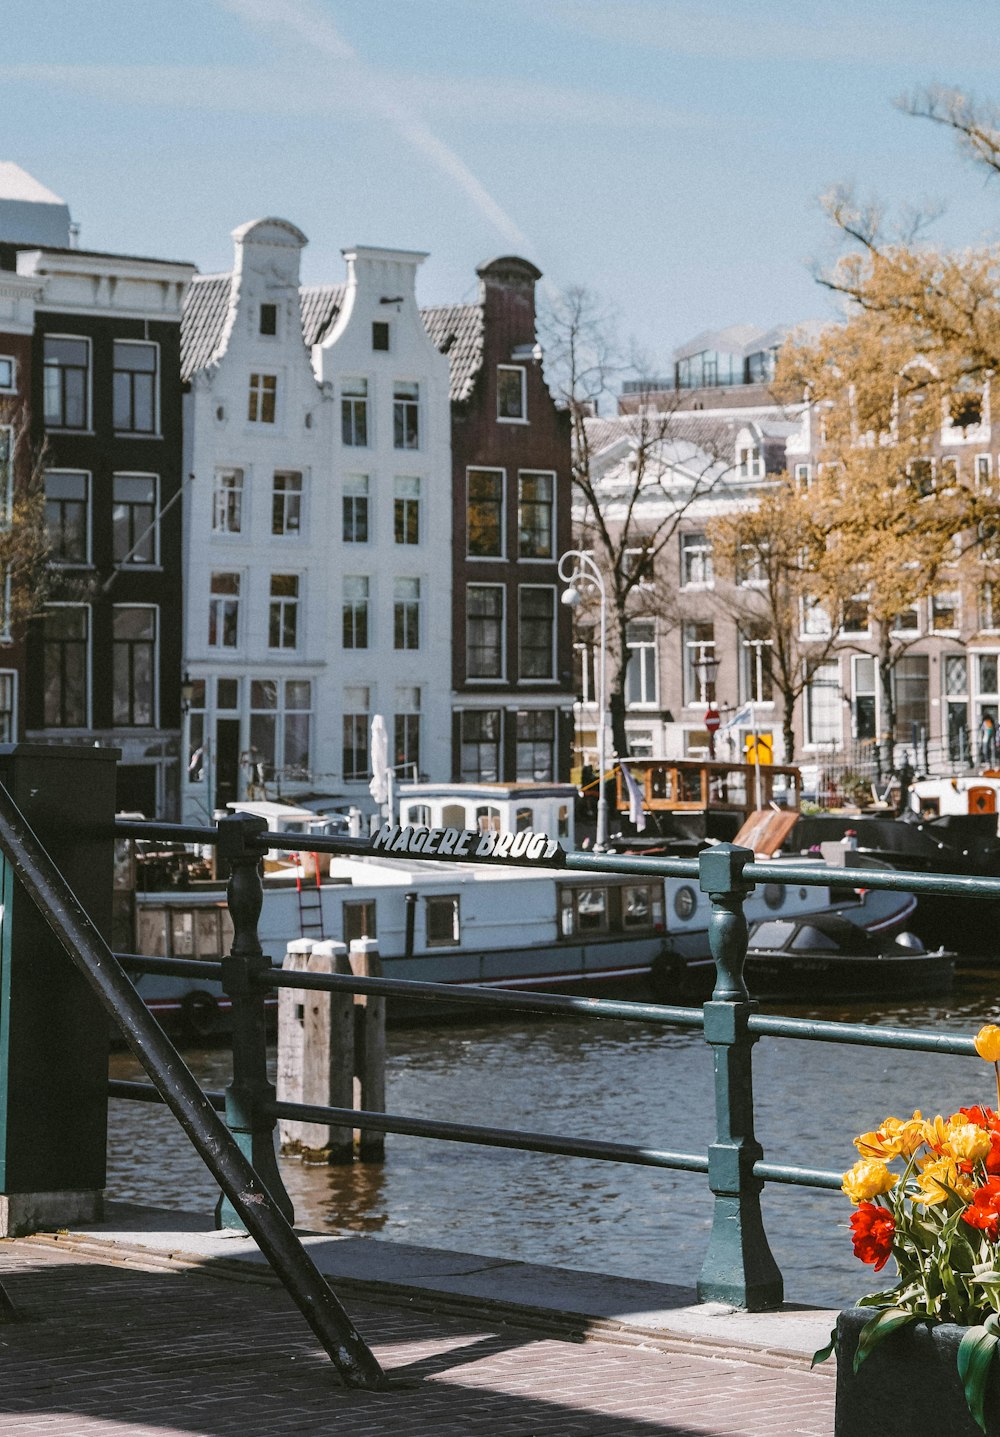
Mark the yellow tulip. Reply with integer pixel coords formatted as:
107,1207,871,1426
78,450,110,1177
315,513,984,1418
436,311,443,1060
945,1123,993,1165
911,1157,975,1206
922,1114,952,1152
975,1025,1000,1062
842,1158,897,1204
854,1112,926,1161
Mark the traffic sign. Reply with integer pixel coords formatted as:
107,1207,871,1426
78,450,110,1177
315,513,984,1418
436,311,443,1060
704,709,721,733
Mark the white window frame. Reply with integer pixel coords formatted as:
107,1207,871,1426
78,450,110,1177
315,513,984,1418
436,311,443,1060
517,470,555,559
976,454,993,493
112,602,159,728
43,333,91,431
931,589,961,635
496,365,528,423
517,584,556,682
112,338,160,436
0,669,17,740
393,577,421,652
343,473,370,544
625,619,658,708
343,575,370,650
212,467,245,536
268,573,301,651
466,582,505,681
466,467,506,559
341,378,369,447
208,571,242,649
45,469,91,566
247,371,278,425
804,659,842,749
271,470,304,538
0,356,15,394
680,531,713,588
42,602,91,729
112,472,159,569
393,380,420,451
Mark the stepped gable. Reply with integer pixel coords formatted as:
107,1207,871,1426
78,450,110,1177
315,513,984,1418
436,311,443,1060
420,302,484,402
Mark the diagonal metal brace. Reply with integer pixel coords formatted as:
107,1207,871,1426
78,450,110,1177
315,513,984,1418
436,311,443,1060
0,781,387,1389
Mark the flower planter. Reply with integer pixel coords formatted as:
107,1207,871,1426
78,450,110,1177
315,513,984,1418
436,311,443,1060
836,1306,1000,1437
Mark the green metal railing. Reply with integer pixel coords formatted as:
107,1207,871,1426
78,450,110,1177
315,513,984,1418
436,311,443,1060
108,812,995,1319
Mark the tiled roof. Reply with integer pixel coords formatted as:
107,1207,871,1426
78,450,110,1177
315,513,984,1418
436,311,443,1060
181,274,485,401
180,274,231,380
300,283,345,347
421,302,484,402
584,412,751,459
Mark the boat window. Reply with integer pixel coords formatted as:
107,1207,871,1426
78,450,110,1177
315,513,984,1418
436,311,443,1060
750,920,796,949
558,804,570,838
195,909,224,957
791,924,841,953
476,806,501,833
679,769,702,803
171,911,194,955
559,889,574,936
426,895,460,946
622,884,652,928
673,885,698,921
442,803,466,828
575,887,608,932
516,806,533,832
650,768,672,801
762,884,785,910
137,906,168,956
406,804,432,827
344,900,377,945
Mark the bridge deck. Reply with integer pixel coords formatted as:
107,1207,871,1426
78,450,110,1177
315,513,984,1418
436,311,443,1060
0,1204,836,1436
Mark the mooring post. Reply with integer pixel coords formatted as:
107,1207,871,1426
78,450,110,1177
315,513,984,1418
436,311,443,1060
696,843,783,1311
215,813,294,1230
277,938,354,1163
351,938,386,1163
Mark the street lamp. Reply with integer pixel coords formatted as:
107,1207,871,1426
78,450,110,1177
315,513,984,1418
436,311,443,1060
559,549,610,852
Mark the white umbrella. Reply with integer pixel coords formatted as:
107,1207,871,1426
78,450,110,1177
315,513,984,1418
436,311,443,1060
369,714,390,808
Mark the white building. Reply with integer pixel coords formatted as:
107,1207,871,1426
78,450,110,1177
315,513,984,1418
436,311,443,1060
181,221,453,823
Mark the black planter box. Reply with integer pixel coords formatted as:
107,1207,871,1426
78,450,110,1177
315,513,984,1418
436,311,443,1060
836,1306,1000,1436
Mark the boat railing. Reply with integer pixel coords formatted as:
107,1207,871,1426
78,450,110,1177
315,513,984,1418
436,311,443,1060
108,813,994,1316
0,782,993,1372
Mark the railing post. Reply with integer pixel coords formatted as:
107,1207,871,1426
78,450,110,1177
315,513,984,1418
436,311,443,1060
696,843,783,1311
215,813,294,1231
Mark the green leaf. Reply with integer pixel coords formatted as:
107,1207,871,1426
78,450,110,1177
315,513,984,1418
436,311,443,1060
853,1307,919,1373
957,1325,999,1433
811,1324,837,1369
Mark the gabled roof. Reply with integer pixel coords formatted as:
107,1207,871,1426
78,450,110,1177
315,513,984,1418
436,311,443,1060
181,272,485,401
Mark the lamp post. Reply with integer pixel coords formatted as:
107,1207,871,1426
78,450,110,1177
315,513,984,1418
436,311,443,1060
559,549,610,852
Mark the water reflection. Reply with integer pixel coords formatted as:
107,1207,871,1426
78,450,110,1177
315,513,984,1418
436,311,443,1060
106,971,1000,1311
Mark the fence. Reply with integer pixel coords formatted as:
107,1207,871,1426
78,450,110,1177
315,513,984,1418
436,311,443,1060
0,747,994,1388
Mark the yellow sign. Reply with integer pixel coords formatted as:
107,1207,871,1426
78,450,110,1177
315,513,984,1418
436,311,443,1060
745,735,773,765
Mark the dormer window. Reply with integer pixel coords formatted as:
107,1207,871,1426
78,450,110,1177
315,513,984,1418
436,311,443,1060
737,442,763,479
497,365,527,422
259,304,277,336
372,321,390,352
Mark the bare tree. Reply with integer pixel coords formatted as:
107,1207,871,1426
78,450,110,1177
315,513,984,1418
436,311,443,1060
0,400,56,632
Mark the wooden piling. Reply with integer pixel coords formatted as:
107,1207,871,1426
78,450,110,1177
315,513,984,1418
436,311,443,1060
277,939,354,1163
350,938,386,1163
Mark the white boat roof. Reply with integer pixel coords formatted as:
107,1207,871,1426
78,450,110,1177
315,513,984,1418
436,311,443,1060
225,800,328,825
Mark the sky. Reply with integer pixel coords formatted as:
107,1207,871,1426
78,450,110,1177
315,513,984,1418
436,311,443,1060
5,0,1000,378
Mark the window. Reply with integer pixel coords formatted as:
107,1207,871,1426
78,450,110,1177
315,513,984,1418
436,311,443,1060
394,476,420,544
260,303,277,336
467,585,504,678
186,678,207,784
343,474,369,543
112,341,158,433
269,574,299,649
516,709,555,780
978,653,999,697
343,686,370,780
794,463,812,488
741,630,774,704
931,590,960,633
908,458,934,497
250,678,312,781
113,474,157,565
341,378,368,446
561,886,608,934
344,901,377,945
460,709,501,781
892,603,920,635
112,605,156,726
940,455,959,488
497,366,526,421
394,686,421,777
944,656,971,766
0,671,16,741
802,595,832,637
518,586,554,678
853,655,877,741
45,472,89,563
467,469,504,556
208,572,240,648
0,357,14,393
343,575,369,649
393,381,419,449
680,532,713,586
272,471,302,536
517,471,554,557
43,336,89,429
805,661,841,746
894,654,930,740
248,373,277,424
621,547,654,587
976,454,993,492
393,577,420,650
42,606,88,727
425,895,460,947
950,389,982,429
841,595,870,636
980,582,1000,631
736,543,767,586
212,468,244,534
738,441,763,479
372,321,390,351
625,620,657,706
683,622,715,706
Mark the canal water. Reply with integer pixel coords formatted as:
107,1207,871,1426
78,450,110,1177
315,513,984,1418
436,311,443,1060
106,972,1000,1311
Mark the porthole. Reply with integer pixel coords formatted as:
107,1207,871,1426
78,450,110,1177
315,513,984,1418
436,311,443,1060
762,884,784,911
673,885,697,921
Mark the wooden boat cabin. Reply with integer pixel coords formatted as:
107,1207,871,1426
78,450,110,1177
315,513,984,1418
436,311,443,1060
614,759,802,825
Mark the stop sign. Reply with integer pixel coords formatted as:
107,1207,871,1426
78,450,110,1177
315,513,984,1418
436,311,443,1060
704,709,721,733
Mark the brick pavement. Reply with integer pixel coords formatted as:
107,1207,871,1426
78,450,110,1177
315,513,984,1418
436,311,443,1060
0,1239,834,1437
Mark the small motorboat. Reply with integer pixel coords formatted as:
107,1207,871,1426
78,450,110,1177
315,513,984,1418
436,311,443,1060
742,913,956,1001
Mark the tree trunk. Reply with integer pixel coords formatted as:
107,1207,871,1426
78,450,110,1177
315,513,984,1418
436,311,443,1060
877,627,895,782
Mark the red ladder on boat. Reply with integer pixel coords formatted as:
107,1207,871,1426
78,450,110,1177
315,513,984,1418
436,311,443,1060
294,855,325,940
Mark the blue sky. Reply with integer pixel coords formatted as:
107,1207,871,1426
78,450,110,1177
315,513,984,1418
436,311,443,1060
5,0,1000,374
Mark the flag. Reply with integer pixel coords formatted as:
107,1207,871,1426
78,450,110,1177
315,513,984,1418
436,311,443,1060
369,714,390,805
722,703,754,731
620,761,647,833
